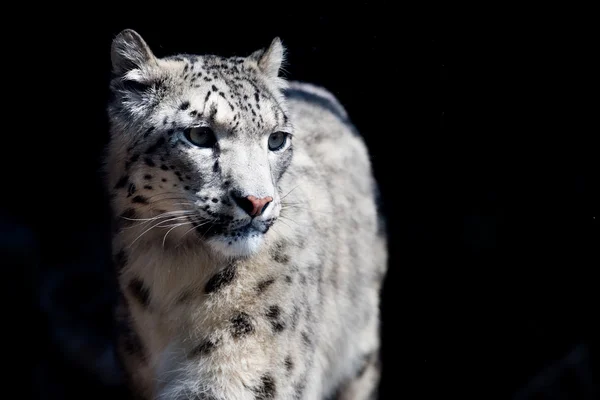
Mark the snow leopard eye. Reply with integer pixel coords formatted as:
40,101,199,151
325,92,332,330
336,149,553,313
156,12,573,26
184,127,216,148
268,131,288,151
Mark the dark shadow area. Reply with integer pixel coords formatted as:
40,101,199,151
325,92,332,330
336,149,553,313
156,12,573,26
6,8,597,400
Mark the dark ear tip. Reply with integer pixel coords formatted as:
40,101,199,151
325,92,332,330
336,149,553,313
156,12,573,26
113,29,143,46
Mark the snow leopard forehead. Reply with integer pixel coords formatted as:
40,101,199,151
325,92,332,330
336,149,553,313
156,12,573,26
108,29,290,140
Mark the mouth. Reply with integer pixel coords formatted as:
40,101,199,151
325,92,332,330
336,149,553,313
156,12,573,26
194,218,271,241
200,219,274,258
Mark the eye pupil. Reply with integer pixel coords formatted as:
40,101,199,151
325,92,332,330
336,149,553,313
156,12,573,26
184,127,216,148
268,132,288,151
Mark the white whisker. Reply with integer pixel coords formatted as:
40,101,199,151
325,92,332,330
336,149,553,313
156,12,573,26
162,222,192,247
128,216,194,248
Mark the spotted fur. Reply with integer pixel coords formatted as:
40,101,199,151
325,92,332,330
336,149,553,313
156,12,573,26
105,29,387,400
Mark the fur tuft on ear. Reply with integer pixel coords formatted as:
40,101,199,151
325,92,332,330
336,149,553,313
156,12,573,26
111,29,157,76
248,37,285,79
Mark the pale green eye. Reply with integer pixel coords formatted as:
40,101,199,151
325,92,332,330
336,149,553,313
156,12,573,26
268,131,288,151
184,127,216,148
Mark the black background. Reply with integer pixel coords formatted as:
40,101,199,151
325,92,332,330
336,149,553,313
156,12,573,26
8,6,597,400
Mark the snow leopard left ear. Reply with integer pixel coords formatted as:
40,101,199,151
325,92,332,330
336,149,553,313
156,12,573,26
111,29,157,76
248,37,285,78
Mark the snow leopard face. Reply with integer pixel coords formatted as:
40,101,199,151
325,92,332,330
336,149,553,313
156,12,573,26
108,30,293,257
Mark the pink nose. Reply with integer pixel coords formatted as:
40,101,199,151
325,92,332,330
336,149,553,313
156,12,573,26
246,196,273,216
233,194,273,217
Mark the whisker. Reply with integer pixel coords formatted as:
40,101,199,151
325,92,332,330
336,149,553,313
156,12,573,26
280,184,301,201
276,218,295,231
194,219,219,242
176,220,214,247
128,216,196,248
162,222,192,247
281,205,332,214
121,211,196,229
133,197,196,207
134,192,194,201
121,209,195,222
123,217,189,230
279,215,308,227
270,224,285,238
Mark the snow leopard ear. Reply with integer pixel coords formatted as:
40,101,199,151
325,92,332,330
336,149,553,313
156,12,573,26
248,37,285,78
111,29,157,76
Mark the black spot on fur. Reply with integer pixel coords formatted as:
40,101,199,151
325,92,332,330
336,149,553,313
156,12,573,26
189,339,215,358
143,127,155,138
125,153,140,169
254,374,276,399
257,278,275,293
115,175,129,189
127,183,136,197
209,103,218,120
179,101,190,110
293,378,306,399
266,305,280,320
189,110,197,116
143,174,152,180
230,312,254,338
144,157,156,167
145,137,166,154
114,249,128,272
212,160,220,173
121,322,146,360
204,91,212,102
143,185,153,190
284,356,294,373
205,263,237,293
211,85,218,91
119,208,137,226
128,278,150,307
285,275,293,284
301,332,311,347
266,305,286,332
272,241,290,264
132,195,149,204
161,178,167,182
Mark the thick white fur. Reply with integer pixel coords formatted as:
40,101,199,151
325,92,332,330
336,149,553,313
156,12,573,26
106,29,387,400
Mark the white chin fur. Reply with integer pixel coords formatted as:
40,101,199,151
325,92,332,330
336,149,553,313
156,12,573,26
207,234,265,258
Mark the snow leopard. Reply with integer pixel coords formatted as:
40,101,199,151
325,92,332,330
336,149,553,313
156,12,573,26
105,29,387,400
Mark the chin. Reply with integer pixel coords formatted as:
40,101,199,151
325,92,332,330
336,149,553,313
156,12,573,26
207,232,265,258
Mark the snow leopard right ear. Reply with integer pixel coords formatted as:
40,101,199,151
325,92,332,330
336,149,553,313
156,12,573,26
247,37,286,79
111,29,157,76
